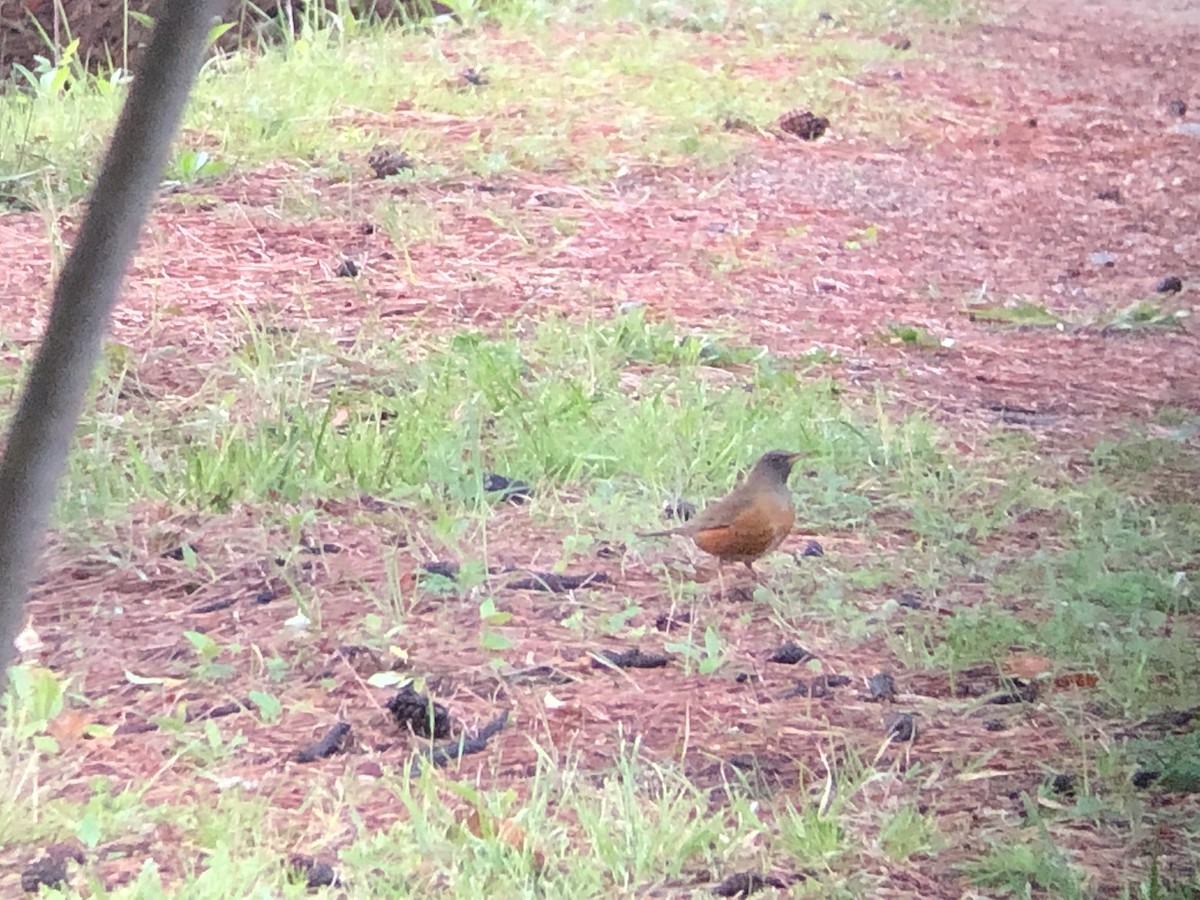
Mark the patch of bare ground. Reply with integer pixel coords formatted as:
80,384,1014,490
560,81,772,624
4,0,1199,894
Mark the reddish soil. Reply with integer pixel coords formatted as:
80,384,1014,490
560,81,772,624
3,0,1199,894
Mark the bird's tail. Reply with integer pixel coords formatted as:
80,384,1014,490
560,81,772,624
635,528,684,539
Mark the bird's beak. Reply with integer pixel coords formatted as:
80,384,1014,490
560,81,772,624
786,452,803,464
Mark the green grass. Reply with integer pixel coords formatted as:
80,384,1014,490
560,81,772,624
3,0,956,212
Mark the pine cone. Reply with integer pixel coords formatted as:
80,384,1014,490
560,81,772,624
777,109,830,141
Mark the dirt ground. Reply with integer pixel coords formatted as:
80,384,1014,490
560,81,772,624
3,0,1199,894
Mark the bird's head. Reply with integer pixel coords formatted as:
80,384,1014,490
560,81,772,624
752,449,803,484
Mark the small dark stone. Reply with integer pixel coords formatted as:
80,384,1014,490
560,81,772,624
1156,275,1183,294
335,259,359,278
1050,773,1078,796
367,145,414,178
386,685,452,739
800,540,824,558
767,642,815,665
868,672,897,702
19,843,84,894
885,712,916,741
1025,116,1038,127
482,472,533,504
421,560,461,581
253,587,277,604
190,597,238,614
288,854,341,889
663,498,697,522
816,10,834,21
296,722,352,762
460,67,488,86
359,221,376,235
880,32,912,51
735,672,758,684
989,678,1040,704
897,592,922,610
784,674,849,698
712,871,788,897
1167,98,1188,117
983,719,1007,732
720,115,757,133
1132,769,1160,789
655,610,691,632
302,542,342,555
594,540,626,559
1096,187,1121,202
593,648,671,669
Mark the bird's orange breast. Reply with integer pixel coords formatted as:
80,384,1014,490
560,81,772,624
692,501,795,562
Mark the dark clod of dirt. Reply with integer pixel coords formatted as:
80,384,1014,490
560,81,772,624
1097,187,1122,202
460,67,488,86
483,472,534,504
189,700,249,723
662,498,697,522
712,871,789,897
1132,770,1161,789
190,597,238,614
1167,98,1188,117
885,712,917,741
594,648,671,669
1049,773,1078,796
735,672,758,684
983,719,1007,732
655,609,692,632
897,592,923,610
367,145,414,178
287,854,341,889
594,540,626,559
301,542,342,555
800,540,824,558
412,710,510,774
296,722,352,763
421,560,461,580
784,674,850,698
817,10,834,21
1156,275,1183,294
161,542,199,560
359,221,376,235
506,571,609,592
725,586,756,603
988,678,1040,705
777,109,829,141
767,642,815,665
253,587,277,604
868,672,897,702
880,31,912,50
21,843,85,894
335,258,359,278
386,685,452,739
720,115,758,133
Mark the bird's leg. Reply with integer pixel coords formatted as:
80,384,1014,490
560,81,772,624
716,560,727,600
743,561,762,584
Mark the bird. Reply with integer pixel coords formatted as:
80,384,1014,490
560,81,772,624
637,450,802,581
